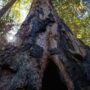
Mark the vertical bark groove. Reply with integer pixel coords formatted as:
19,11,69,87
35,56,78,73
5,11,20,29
0,0,90,90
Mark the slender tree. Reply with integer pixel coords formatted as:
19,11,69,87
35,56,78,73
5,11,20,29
0,0,17,18
0,0,90,90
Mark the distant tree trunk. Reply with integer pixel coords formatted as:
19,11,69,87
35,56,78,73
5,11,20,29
0,0,17,18
0,0,90,90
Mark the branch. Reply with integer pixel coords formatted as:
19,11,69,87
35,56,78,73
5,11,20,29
0,0,17,18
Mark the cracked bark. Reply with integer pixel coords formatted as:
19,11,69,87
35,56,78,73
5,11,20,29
0,0,90,90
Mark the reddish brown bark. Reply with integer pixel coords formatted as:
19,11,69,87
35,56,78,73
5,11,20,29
0,0,90,90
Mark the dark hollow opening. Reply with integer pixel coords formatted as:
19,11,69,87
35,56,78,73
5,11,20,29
42,61,68,90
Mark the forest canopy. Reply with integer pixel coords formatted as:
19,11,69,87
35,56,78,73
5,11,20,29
0,0,90,45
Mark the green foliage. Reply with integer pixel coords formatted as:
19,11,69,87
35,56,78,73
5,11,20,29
9,0,31,24
52,0,90,46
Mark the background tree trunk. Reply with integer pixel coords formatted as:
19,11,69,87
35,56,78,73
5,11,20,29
0,0,90,90
0,0,17,18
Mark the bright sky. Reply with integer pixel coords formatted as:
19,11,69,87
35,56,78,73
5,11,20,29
4,1,31,43
0,0,3,9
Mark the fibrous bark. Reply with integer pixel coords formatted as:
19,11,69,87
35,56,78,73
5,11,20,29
0,0,90,90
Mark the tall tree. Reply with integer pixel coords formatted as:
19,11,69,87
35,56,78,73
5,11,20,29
0,0,17,18
0,0,90,90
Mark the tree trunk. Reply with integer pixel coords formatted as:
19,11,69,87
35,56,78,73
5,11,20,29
0,0,17,18
0,0,90,90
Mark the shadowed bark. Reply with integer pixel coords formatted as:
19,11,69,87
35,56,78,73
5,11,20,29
0,0,90,90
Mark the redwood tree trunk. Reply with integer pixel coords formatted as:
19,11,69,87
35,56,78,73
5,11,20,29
0,0,90,90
